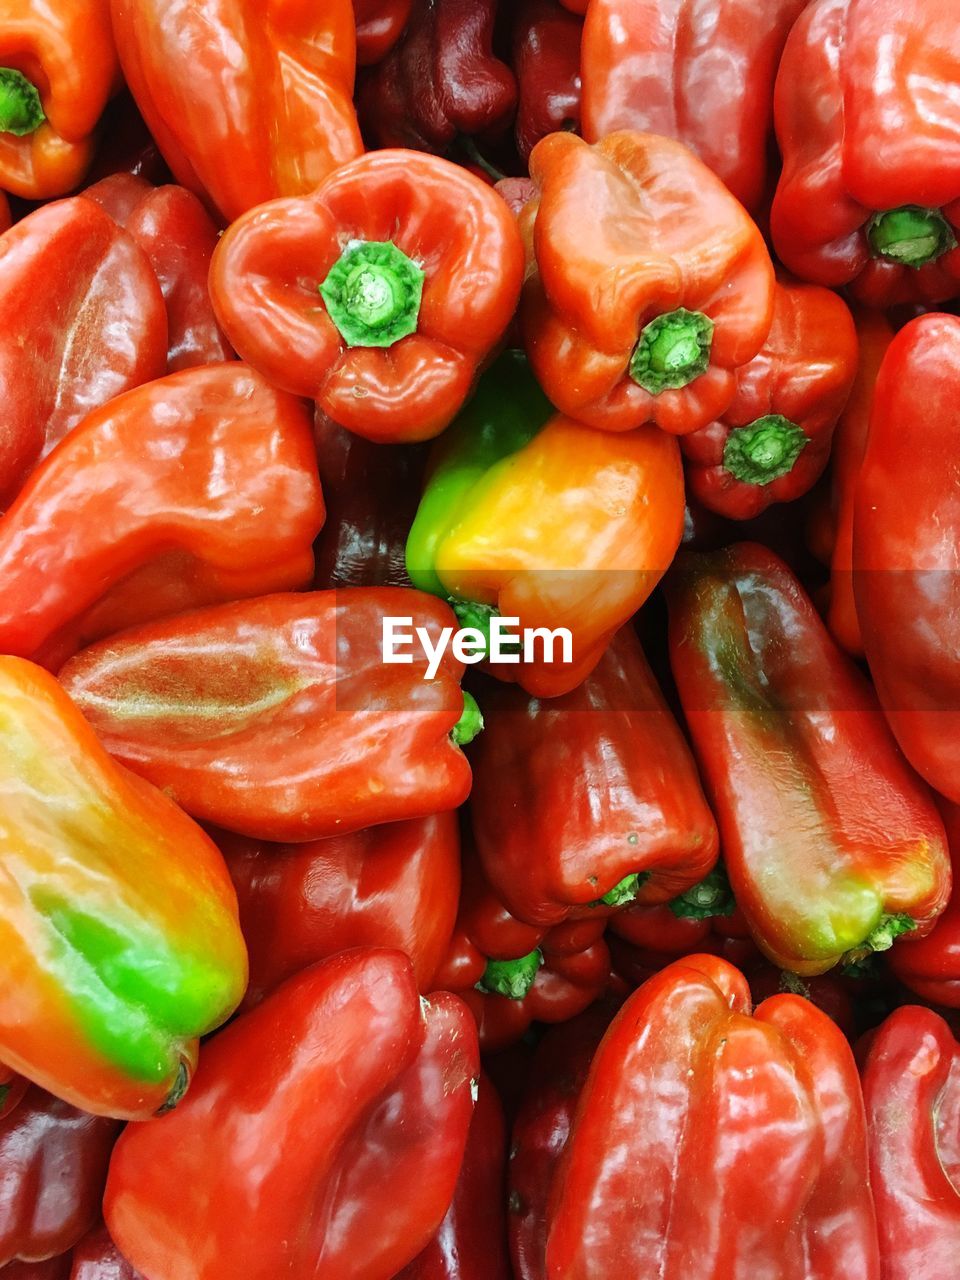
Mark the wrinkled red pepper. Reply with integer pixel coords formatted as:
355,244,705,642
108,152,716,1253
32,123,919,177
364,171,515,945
354,0,413,65
69,1226,142,1280
397,1075,511,1280
581,0,808,213
854,313,960,802
547,954,880,1275
84,174,233,373
357,0,516,152
0,197,167,509
512,0,582,162
111,0,363,222
469,627,719,928
0,1089,119,1269
105,950,479,1280
862,1005,960,1280
219,812,461,1006
0,364,323,664
60,589,477,843
680,279,858,520
772,0,960,306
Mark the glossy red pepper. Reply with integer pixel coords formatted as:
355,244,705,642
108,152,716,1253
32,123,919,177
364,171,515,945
60,589,477,843
862,1006,960,1279
508,1005,615,1280
396,1075,510,1280
105,950,479,1280
581,0,808,213
357,0,516,152
84,174,233,373
210,150,523,443
469,627,719,928
854,313,960,802
546,954,880,1276
668,543,951,975
772,0,960,306
511,0,582,162
69,1226,142,1280
0,364,323,664
680,279,858,520
354,0,413,65
219,812,461,1007
110,0,363,222
0,197,166,509
0,1089,119,1269
312,412,427,590
890,802,960,1007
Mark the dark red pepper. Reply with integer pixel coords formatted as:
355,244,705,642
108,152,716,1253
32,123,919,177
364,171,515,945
69,1226,143,1280
511,0,582,162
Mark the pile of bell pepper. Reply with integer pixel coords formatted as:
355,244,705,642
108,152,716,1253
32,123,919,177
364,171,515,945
4,0,960,1276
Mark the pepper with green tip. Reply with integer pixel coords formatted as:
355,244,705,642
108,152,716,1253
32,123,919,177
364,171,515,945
0,657,247,1121
667,542,951,976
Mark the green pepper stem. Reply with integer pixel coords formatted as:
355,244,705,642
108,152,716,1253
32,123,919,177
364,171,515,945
320,240,425,348
867,205,957,269
669,865,736,921
590,871,648,909
477,950,542,1000
451,600,500,657
630,308,714,395
156,1059,191,1115
0,69,45,136
722,416,807,486
451,690,484,746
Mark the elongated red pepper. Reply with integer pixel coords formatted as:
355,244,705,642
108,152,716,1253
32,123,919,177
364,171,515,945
111,0,363,222
84,175,233,373
511,0,582,162
105,950,479,1280
680,280,858,520
210,150,523,443
0,1089,119,1268
0,365,323,663
772,0,960,306
357,0,516,152
219,812,460,1005
668,543,951,975
312,412,427,590
397,1075,511,1280
547,954,880,1276
520,131,775,434
354,0,413,65
862,1006,960,1280
0,197,167,508
890,802,960,1007
854,313,960,802
581,0,807,213
60,589,477,842
469,626,719,928
70,1226,142,1280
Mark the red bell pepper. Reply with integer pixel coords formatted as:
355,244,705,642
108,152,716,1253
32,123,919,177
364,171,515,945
69,1226,142,1280
807,309,893,657
104,950,479,1280
520,130,775,434
581,0,808,213
357,0,516,154
0,1,119,200
680,279,858,520
210,150,523,443
668,542,952,975
469,626,719,928
0,364,323,664
312,412,427,590
862,1006,960,1280
546,954,880,1276
396,1074,511,1280
0,197,167,509
84,175,233,373
0,1071,28,1123
772,0,960,306
508,1005,615,1280
890,802,960,1007
0,1088,119,1268
854,313,960,802
354,0,413,65
60,589,478,843
511,0,582,163
219,812,461,1006
110,0,363,223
